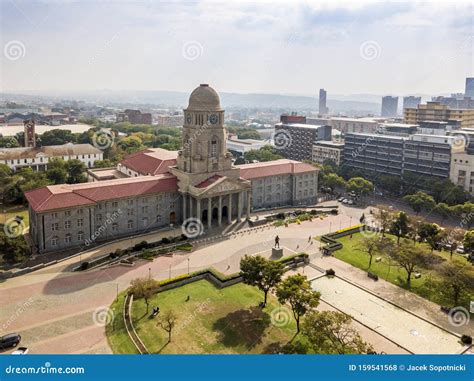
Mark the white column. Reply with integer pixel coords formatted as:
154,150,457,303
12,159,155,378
196,198,201,222
207,197,212,228
246,191,251,219
237,192,242,222
218,195,222,226
182,194,187,221
189,196,193,219
228,193,232,224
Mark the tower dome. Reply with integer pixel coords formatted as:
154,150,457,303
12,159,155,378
186,84,222,111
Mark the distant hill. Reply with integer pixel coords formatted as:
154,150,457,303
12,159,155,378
1,90,382,114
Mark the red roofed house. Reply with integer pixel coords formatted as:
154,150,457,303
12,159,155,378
26,85,318,253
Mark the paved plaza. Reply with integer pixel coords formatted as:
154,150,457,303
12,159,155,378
1,203,472,354
311,276,463,354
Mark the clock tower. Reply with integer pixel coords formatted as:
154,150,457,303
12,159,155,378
177,84,232,174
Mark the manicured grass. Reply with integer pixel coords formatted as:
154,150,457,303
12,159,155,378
1,205,29,229
333,232,474,308
106,293,140,354
107,280,307,354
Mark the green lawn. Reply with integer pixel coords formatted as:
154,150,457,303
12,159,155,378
333,232,474,308
1,205,29,229
108,280,308,354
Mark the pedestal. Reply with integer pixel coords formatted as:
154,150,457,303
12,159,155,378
272,247,283,258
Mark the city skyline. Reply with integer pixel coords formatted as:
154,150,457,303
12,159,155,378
1,0,473,95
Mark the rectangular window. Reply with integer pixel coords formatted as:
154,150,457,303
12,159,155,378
52,223,59,231
77,219,84,227
64,221,71,229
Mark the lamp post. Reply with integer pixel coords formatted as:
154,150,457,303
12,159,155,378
187,258,190,274
169,264,171,279
148,267,151,280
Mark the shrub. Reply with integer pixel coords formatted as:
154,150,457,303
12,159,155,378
276,212,285,220
367,271,379,281
161,237,171,244
326,268,336,276
79,261,89,271
461,335,472,345
133,240,149,251
115,248,124,257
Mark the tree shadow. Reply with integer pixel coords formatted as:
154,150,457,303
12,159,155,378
262,340,308,354
212,307,270,350
155,340,170,354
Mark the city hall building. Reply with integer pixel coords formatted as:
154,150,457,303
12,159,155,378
26,85,319,253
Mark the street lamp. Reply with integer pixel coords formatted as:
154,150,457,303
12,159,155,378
187,258,190,274
169,264,171,279
148,267,151,280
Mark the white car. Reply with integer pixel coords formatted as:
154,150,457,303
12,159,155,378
342,199,349,204
456,246,465,254
11,347,28,355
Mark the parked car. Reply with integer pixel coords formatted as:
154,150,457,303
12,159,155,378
11,347,28,355
456,246,465,254
338,197,345,202
342,199,349,204
0,334,21,350
348,200,354,205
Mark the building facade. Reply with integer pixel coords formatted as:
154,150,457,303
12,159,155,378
0,143,103,171
312,141,344,166
404,101,474,129
381,96,398,117
26,84,319,253
319,89,328,115
403,96,421,110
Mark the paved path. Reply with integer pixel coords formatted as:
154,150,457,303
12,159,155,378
1,204,470,354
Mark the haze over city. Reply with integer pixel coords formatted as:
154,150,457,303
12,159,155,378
1,0,473,96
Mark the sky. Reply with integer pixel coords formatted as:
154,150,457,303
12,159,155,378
0,0,473,96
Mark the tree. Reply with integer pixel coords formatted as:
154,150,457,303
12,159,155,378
320,173,346,191
276,274,320,333
39,129,75,146
302,311,373,354
417,223,441,252
440,227,465,258
65,159,87,184
240,255,284,307
439,263,473,306
345,177,373,197
434,203,453,221
158,310,177,342
93,159,115,168
387,241,432,286
129,277,158,314
0,228,30,264
463,229,474,255
46,158,68,184
357,236,392,268
390,211,410,243
244,145,283,163
402,192,435,214
373,205,394,236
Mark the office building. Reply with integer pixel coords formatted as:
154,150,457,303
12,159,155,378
403,96,421,110
465,77,474,98
381,96,398,117
312,141,344,166
319,89,329,115
404,101,474,129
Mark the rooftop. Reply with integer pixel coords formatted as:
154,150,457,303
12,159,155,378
25,174,177,213
0,143,102,160
119,148,178,175
238,159,318,179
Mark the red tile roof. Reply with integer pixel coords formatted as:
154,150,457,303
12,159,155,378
25,175,177,213
119,148,178,176
195,175,223,188
238,159,318,179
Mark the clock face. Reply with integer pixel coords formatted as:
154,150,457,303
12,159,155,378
209,114,218,125
186,114,192,124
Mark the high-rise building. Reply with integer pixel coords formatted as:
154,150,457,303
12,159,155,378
403,96,421,110
465,77,474,98
381,96,398,117
319,89,328,115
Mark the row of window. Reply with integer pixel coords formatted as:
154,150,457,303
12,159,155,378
3,154,100,165
51,215,167,232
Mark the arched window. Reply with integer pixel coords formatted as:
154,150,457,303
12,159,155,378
211,137,218,158
51,236,59,246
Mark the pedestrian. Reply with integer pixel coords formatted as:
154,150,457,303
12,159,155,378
308,235,311,242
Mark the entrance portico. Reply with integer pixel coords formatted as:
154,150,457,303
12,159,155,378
183,188,252,228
